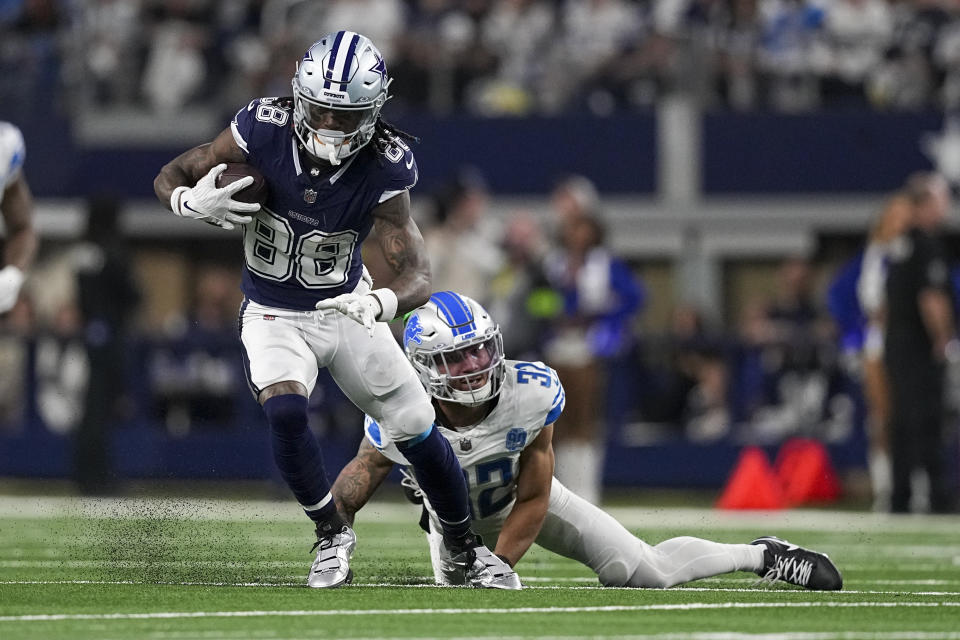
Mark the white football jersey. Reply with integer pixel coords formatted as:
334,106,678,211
364,359,565,533
0,122,26,204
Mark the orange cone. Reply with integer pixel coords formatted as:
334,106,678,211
716,446,787,510
774,438,841,505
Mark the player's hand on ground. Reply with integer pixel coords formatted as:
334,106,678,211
170,163,260,230
316,293,381,337
0,265,25,313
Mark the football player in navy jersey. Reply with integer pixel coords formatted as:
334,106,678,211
0,121,38,315
332,292,843,591
154,31,512,588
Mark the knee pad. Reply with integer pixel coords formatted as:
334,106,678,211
597,560,633,587
380,397,435,442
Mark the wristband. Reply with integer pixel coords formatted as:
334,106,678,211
170,186,190,216
371,288,398,322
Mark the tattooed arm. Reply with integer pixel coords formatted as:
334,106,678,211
153,127,246,208
331,438,396,526
370,190,432,314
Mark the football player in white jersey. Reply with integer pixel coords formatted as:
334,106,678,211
0,121,37,314
332,292,843,590
154,33,513,589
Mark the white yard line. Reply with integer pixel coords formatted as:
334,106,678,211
2,601,960,623
2,579,960,597
140,635,960,640
144,635,960,640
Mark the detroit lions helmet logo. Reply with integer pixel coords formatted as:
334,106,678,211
404,314,424,349
505,428,527,452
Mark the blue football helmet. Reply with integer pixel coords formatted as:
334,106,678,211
403,292,505,406
292,31,391,165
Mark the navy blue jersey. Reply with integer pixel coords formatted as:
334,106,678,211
230,97,418,310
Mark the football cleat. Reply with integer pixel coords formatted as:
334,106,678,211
442,534,522,590
751,536,842,591
308,523,356,588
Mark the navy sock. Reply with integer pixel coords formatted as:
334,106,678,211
263,394,339,526
396,426,471,541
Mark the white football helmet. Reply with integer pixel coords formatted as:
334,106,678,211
292,31,392,165
403,292,505,407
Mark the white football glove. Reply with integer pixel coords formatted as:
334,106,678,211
0,265,25,314
170,163,260,230
315,288,399,337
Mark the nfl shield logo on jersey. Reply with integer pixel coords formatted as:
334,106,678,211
459,437,472,452
505,428,527,452
303,188,317,203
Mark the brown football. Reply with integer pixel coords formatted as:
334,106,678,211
216,163,269,205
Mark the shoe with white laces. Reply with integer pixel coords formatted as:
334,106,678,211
442,534,522,590
307,523,356,588
751,536,842,590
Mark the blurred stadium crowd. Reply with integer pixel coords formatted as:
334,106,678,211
1,0,959,510
4,0,960,119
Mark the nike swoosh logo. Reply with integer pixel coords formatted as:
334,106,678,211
405,157,414,170
183,201,204,215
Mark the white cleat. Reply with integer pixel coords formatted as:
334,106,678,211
442,539,522,590
308,524,356,588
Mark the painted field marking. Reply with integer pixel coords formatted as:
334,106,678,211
2,579,960,597
2,601,960,623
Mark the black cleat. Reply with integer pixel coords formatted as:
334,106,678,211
751,536,843,591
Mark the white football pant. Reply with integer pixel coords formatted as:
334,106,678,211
425,477,763,587
239,284,434,442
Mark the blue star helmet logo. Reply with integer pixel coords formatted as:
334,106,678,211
404,314,424,349
369,55,388,83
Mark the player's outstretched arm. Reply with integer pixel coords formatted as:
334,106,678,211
331,438,396,526
493,426,555,568
0,173,37,313
153,128,257,230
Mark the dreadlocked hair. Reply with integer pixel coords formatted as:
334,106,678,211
371,116,420,166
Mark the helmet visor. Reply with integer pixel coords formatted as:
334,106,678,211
302,102,371,136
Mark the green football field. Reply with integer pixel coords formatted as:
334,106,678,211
1,495,958,640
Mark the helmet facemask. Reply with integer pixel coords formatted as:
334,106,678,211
411,332,506,407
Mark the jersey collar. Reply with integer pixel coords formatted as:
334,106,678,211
291,137,358,186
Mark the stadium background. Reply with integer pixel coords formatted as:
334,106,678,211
1,0,959,502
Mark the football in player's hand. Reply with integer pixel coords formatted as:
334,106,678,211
216,163,269,205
